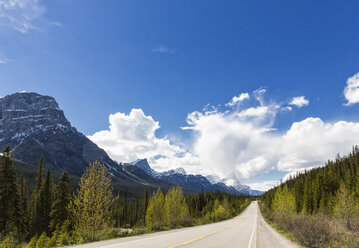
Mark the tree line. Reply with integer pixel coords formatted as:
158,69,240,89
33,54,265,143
0,146,251,247
260,146,359,248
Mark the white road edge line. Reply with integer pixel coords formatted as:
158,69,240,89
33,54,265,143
248,203,257,248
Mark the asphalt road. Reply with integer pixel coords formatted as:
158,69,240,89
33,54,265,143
66,201,299,248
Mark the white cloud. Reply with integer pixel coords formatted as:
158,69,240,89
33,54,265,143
238,106,269,118
281,106,293,112
245,181,279,191
87,109,198,172
0,54,12,64
344,72,359,106
289,96,309,108
0,0,46,33
226,93,250,107
89,90,359,191
152,45,177,54
184,91,359,181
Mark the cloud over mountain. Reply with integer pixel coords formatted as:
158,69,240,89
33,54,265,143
89,89,359,190
87,109,198,172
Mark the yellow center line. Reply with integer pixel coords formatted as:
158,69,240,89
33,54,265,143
167,219,245,248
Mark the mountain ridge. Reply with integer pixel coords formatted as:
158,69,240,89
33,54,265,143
131,159,263,195
0,92,177,196
0,92,263,196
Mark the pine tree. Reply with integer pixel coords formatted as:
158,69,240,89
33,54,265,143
32,165,54,235
31,157,44,235
68,162,115,241
40,171,54,234
13,178,27,243
302,177,314,214
19,174,29,241
0,146,18,236
50,171,72,231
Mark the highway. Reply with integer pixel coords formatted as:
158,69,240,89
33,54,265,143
66,201,299,248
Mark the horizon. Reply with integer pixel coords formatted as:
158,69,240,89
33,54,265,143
1,0,359,191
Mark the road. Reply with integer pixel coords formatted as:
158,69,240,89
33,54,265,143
66,201,299,248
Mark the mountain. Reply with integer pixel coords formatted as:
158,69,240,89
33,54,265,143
0,92,177,196
0,92,116,176
0,92,262,196
131,159,262,195
207,175,263,196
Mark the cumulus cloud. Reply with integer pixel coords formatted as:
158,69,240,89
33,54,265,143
87,109,198,172
89,90,359,189
226,93,250,107
0,0,59,33
245,181,279,191
152,45,177,54
289,96,309,108
184,91,359,181
344,72,359,106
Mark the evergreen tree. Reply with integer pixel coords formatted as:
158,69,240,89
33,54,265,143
13,178,26,243
35,171,54,235
0,146,18,236
19,174,29,242
302,177,313,214
50,171,72,231
31,157,44,235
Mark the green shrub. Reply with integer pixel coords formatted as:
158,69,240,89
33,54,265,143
0,234,17,248
26,236,37,248
35,233,50,248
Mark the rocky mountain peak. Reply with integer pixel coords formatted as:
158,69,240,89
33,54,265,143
131,159,153,175
0,92,74,148
0,92,116,176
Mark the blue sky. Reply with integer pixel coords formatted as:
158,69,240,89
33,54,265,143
1,0,359,190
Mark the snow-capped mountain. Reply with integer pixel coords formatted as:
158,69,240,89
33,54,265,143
131,159,263,195
207,174,263,196
0,92,177,192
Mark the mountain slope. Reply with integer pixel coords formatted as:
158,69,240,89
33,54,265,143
131,159,262,195
0,92,177,196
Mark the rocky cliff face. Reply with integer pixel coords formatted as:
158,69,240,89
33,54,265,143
0,92,119,176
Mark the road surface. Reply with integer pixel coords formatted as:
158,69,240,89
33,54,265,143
66,201,299,248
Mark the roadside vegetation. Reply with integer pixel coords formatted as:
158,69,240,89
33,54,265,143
260,146,359,248
0,146,251,247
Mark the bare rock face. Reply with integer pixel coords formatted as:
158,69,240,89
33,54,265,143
0,92,118,176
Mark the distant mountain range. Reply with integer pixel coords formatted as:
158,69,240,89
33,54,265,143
0,92,262,196
130,159,263,196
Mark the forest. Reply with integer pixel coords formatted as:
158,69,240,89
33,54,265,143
0,146,251,247
260,146,359,248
